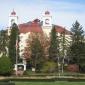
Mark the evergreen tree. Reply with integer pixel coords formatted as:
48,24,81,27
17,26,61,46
0,30,8,56
31,36,44,71
69,42,85,64
49,26,59,62
8,23,19,65
68,21,85,71
71,20,84,43
59,29,66,58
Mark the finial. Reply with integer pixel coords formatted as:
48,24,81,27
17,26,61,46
11,9,16,15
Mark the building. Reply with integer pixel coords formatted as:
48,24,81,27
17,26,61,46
8,10,72,64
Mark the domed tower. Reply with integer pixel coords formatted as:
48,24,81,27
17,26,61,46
8,9,18,35
42,11,52,36
9,9,18,27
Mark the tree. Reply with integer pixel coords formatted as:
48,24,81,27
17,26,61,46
49,26,59,61
8,23,19,65
31,35,44,72
59,28,71,72
0,55,12,75
69,42,85,63
0,30,8,56
71,20,84,43
24,32,50,70
68,21,85,72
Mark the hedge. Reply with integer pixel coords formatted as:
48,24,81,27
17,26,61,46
0,82,15,85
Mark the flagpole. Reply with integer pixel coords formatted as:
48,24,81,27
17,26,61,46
15,36,18,76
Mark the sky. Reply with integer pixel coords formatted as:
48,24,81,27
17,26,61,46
0,0,85,31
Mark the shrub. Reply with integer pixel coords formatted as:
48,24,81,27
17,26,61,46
67,64,79,72
79,65,85,73
0,55,13,76
42,61,57,73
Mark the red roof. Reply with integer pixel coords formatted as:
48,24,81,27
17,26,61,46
18,19,71,35
55,25,72,35
19,20,43,33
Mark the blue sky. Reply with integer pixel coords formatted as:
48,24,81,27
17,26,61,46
0,0,85,30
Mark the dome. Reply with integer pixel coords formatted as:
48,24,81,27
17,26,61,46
11,10,16,15
45,11,50,15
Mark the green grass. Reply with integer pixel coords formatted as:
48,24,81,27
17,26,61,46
15,81,85,85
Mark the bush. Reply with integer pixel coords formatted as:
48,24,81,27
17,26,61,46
79,65,85,73
0,55,13,76
42,61,57,73
67,64,79,72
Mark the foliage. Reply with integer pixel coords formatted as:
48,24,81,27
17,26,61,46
31,36,44,71
8,23,19,65
0,55,13,75
59,28,70,57
49,26,59,61
59,28,71,73
69,42,85,65
71,20,84,43
68,21,85,72
27,33,50,60
42,60,57,73
0,30,9,56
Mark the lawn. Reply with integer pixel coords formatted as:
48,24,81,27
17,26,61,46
15,81,85,85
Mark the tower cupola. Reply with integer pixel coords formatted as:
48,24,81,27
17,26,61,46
9,9,18,27
11,10,16,16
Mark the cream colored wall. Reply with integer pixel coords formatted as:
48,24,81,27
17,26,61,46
42,26,52,37
19,32,30,59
